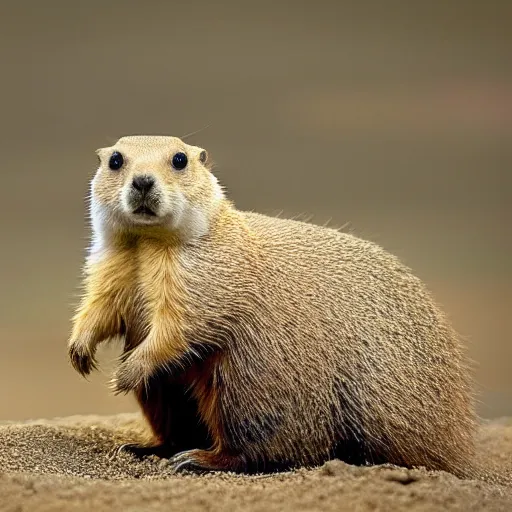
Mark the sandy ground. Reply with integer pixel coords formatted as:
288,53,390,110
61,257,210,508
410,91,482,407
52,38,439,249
1,414,512,512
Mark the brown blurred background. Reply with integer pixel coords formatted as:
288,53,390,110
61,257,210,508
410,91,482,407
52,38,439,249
0,1,510,421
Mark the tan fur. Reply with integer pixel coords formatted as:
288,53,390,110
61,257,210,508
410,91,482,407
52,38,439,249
69,135,485,478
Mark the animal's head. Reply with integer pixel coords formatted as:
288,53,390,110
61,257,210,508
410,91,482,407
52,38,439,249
90,135,224,242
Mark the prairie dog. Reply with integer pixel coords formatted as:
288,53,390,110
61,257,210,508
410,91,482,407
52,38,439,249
68,135,477,476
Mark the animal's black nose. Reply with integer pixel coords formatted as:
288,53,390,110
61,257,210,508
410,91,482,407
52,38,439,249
132,175,155,194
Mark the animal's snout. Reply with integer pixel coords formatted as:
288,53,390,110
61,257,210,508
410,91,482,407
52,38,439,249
132,175,155,194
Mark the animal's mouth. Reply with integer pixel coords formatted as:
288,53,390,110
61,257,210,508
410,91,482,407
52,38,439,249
132,205,157,217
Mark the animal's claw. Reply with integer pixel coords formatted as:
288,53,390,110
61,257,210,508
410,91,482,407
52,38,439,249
168,449,211,474
68,344,97,376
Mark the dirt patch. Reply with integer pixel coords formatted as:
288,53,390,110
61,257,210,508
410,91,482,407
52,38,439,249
1,414,511,511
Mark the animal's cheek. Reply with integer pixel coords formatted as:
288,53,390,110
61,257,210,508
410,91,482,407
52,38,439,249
91,170,129,207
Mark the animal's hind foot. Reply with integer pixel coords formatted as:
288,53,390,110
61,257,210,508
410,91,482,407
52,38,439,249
168,449,248,474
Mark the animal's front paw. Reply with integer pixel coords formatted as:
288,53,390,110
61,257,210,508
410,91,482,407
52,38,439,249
109,443,175,460
110,348,154,394
68,334,97,376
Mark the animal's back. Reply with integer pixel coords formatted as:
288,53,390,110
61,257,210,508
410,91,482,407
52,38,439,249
187,210,476,475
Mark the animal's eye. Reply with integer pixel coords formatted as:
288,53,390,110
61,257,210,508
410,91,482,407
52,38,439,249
172,152,188,170
109,151,124,170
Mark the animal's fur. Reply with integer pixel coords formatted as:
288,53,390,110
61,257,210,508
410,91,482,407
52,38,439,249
69,135,478,477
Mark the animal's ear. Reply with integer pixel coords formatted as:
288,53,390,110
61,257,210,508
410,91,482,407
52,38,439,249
199,150,208,164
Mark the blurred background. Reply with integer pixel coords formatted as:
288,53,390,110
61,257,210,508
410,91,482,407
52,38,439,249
0,0,510,421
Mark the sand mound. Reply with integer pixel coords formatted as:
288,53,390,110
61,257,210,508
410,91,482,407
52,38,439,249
1,414,512,511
